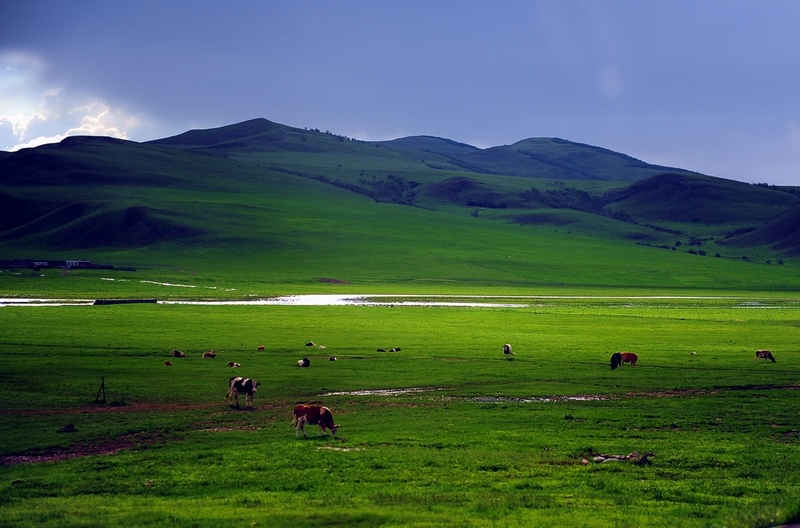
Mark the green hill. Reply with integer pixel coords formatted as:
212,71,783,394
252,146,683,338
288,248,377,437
601,173,797,226
447,137,693,180
2,117,800,293
374,136,480,157
722,202,800,256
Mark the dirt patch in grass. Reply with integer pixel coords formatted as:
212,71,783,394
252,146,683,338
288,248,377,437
0,430,179,466
0,401,291,465
0,401,287,417
630,384,800,399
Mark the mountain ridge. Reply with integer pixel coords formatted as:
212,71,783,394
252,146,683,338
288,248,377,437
1,117,798,262
147,118,696,182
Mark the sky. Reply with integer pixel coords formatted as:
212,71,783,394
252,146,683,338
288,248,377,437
2,1,800,185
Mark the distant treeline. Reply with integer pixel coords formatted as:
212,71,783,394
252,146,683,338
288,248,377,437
0,258,135,271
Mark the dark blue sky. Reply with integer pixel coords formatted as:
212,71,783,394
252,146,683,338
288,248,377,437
3,1,800,185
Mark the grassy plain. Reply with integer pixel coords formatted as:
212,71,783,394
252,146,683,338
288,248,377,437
3,124,800,526
1,295,800,527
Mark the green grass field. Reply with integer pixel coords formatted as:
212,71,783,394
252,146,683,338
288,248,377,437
2,295,799,527
3,121,800,526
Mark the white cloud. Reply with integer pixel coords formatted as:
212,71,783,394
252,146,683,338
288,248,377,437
68,102,138,138
0,50,139,151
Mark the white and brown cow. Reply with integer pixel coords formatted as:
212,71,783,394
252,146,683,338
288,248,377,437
291,404,340,438
225,376,259,407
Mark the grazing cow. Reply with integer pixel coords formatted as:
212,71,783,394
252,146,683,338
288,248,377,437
611,352,638,368
171,349,186,358
755,349,776,362
297,358,311,368
202,350,216,359
226,361,241,368
226,377,259,407
164,360,173,366
620,352,638,367
503,343,514,356
291,404,340,438
257,345,265,351
610,352,623,370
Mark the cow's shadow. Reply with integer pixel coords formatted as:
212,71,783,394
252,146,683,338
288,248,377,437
228,405,256,412
298,435,344,442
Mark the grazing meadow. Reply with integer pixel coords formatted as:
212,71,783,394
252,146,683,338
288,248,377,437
2,291,800,527
6,114,800,527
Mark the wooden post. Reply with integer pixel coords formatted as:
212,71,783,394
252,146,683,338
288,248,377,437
95,376,106,403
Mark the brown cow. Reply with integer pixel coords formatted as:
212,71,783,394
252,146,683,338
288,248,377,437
202,350,217,359
755,350,776,362
620,352,638,367
291,404,340,438
257,345,265,351
170,349,186,358
164,360,173,366
611,351,637,369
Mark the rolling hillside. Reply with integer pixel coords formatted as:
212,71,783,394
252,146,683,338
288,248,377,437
1,117,799,291
722,202,800,256
447,137,691,181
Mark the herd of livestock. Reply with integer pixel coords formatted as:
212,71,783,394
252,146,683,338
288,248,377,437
164,344,342,438
163,343,778,439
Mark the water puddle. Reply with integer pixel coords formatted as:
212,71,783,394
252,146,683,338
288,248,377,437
471,395,613,403
0,298,94,307
5,293,800,309
322,387,445,396
320,387,612,403
164,295,530,307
